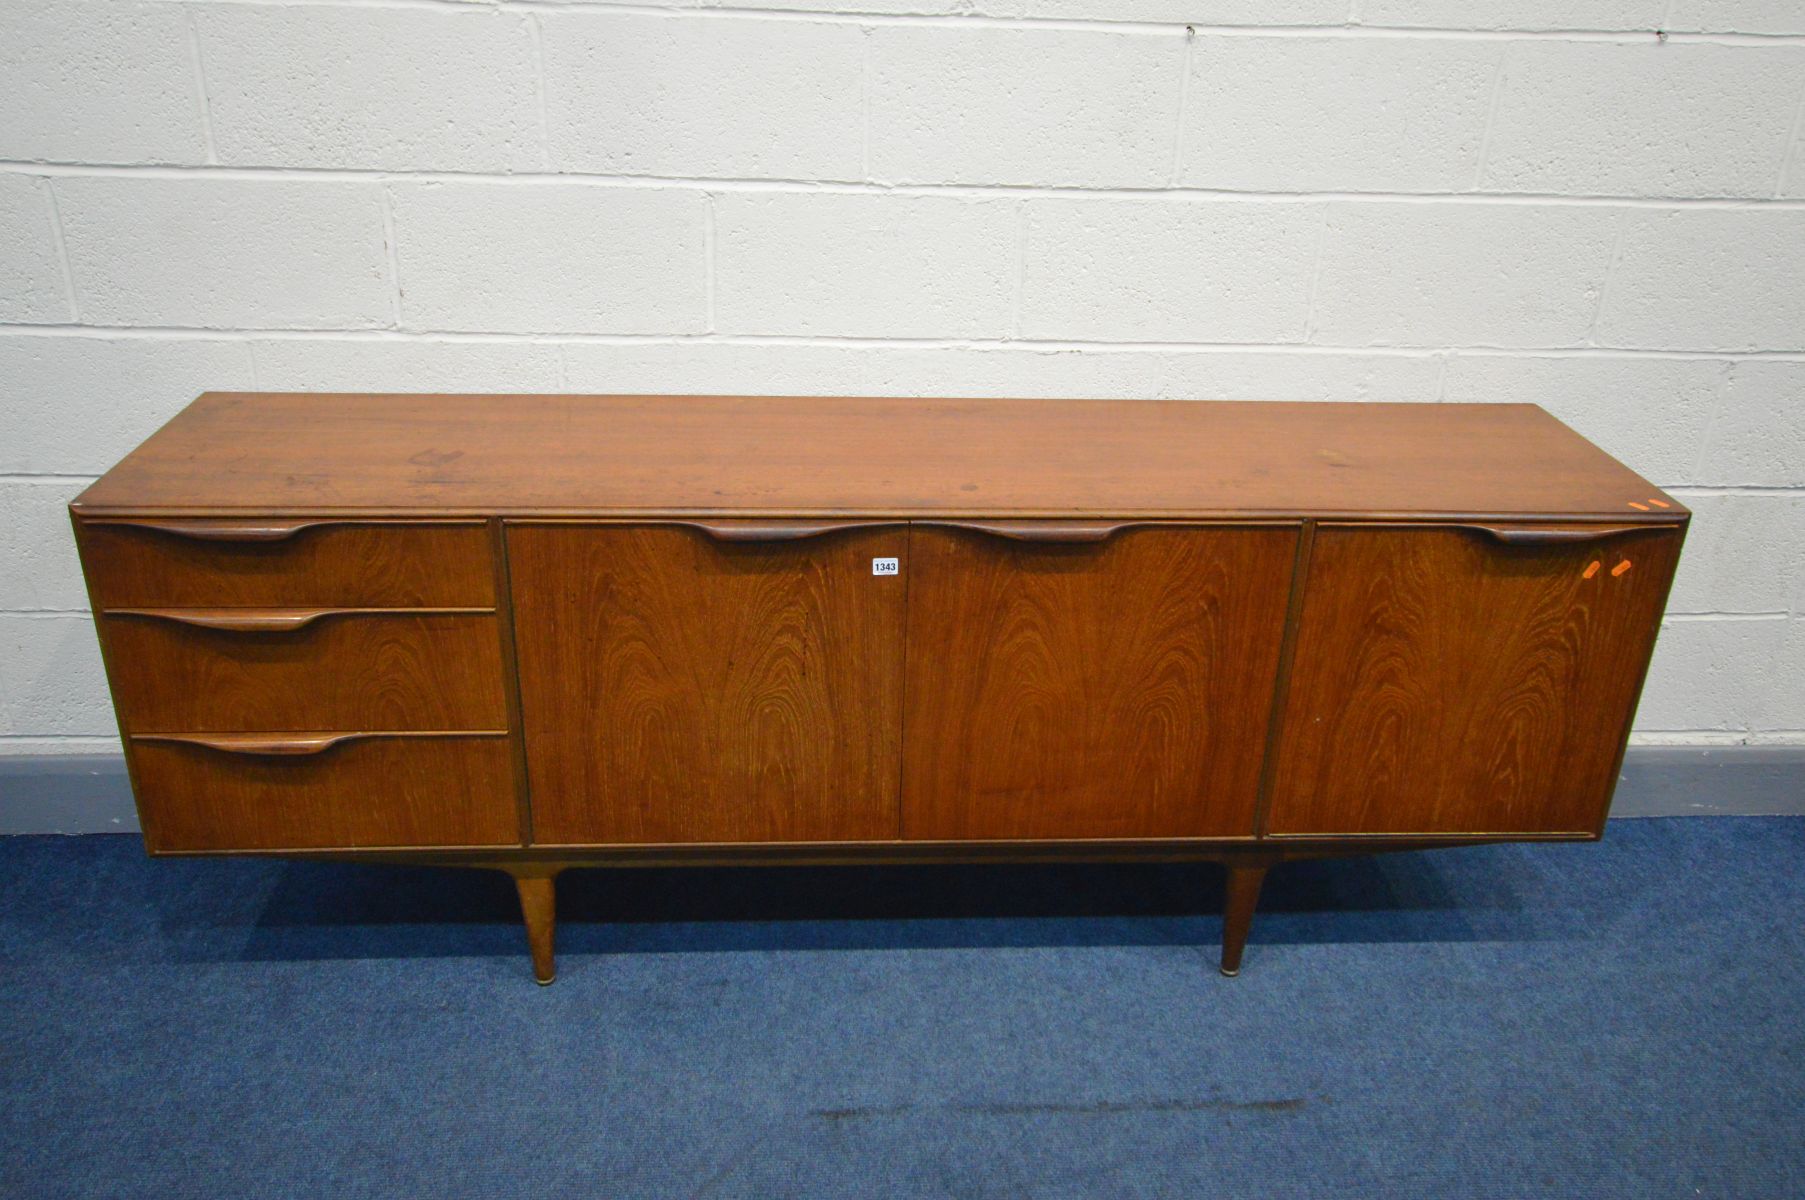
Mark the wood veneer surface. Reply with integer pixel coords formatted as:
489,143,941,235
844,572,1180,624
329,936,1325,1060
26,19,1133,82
901,525,1296,840
1266,524,1684,837
508,524,908,844
73,394,1684,521
102,612,508,733
80,519,495,607
131,735,519,852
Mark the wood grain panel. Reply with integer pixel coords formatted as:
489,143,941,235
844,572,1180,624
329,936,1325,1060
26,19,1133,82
508,523,908,844
132,734,518,852
1266,524,1684,837
71,394,1685,523
79,520,494,608
102,612,507,732
902,525,1298,840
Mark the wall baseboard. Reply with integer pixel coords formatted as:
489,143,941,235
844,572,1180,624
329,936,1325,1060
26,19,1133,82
1,747,1800,836
1608,746,1805,818
0,755,140,835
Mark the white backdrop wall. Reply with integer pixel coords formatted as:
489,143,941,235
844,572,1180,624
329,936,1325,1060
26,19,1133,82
2,0,1803,757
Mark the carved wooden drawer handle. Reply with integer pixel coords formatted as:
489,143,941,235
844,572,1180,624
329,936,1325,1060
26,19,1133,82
1457,524,1653,547
94,518,339,543
922,520,1135,543
134,731,505,756
107,607,489,633
680,520,901,542
135,732,375,756
111,607,345,633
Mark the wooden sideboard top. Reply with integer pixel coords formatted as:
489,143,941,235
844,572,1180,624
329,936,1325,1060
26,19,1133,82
72,393,1684,521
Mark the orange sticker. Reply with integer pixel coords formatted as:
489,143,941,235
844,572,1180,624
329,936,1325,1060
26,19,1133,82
1583,561,1601,579
1627,501,1650,511
1612,560,1633,577
1649,498,1671,509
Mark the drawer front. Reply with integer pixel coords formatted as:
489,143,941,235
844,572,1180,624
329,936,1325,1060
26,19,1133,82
1267,522,1684,838
78,519,495,608
102,610,508,733
131,733,519,852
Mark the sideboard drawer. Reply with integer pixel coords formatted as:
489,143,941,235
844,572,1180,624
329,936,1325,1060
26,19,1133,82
78,519,495,608
102,610,508,733
131,733,519,852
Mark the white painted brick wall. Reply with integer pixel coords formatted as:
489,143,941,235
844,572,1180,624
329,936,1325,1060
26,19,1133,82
0,0,203,165
0,480,87,612
196,6,542,173
1480,43,1805,197
1667,494,1805,613
0,335,257,473
392,183,707,333
1785,141,1805,199
0,176,68,322
1637,617,1789,732
1019,199,1323,342
251,339,565,394
1667,0,1805,35
1310,204,1620,347
2,0,1803,758
715,193,1017,336
994,1,1349,20
542,13,866,180
1699,364,1805,487
1595,210,1805,351
1768,621,1805,728
559,343,1445,402
55,178,392,328
1178,38,1498,192
867,26,1181,187
1358,2,1664,32
0,614,112,741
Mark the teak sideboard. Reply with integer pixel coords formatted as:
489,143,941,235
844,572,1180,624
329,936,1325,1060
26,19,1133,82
71,394,1687,983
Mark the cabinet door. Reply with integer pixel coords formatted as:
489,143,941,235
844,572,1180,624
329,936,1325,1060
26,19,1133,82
508,523,908,844
902,524,1298,841
1267,524,1683,838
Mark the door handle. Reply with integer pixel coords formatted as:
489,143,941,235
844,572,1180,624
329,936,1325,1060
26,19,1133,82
678,520,903,543
1456,524,1653,547
918,520,1137,544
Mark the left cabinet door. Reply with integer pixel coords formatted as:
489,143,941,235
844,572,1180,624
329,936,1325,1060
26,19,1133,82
508,523,910,844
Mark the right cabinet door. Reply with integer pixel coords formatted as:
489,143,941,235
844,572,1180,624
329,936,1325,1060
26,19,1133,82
1266,523,1684,838
902,523,1298,841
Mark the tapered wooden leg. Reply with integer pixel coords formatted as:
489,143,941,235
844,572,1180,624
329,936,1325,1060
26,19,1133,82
1220,862,1269,977
510,870,559,985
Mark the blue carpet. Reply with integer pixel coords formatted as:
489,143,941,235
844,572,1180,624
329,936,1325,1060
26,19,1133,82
1,817,1801,1198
